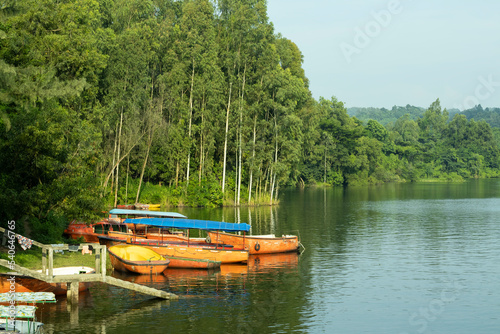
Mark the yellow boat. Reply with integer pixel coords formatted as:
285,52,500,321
108,244,170,275
141,244,249,264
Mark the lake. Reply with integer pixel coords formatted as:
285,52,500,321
42,180,500,333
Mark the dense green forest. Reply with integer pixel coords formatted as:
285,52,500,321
347,105,426,125
1,0,500,237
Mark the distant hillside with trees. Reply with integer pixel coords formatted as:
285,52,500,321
459,105,500,128
347,105,425,125
348,104,500,129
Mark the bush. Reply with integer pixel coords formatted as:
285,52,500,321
29,212,68,244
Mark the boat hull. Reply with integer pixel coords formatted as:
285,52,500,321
166,256,221,269
64,220,128,243
207,232,300,254
108,245,170,275
142,244,248,264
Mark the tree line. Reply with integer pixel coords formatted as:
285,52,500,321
1,0,499,236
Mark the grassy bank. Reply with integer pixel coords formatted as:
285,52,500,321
0,246,112,273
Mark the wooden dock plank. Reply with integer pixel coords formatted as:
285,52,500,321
0,259,49,281
105,276,178,300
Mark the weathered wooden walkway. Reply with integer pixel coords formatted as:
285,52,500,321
0,227,178,301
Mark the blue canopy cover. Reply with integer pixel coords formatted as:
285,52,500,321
123,218,251,232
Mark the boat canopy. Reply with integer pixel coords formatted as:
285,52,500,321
123,218,251,232
109,209,187,219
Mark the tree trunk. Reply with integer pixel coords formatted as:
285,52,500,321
270,116,279,205
324,148,327,184
222,82,232,195
110,121,119,191
186,59,195,187
199,94,206,186
237,65,246,206
136,130,152,203
248,114,257,204
125,155,130,204
103,132,144,191
175,161,179,187
114,109,124,207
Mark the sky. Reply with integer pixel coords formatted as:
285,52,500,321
267,0,500,110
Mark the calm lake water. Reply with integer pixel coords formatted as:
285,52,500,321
42,180,500,333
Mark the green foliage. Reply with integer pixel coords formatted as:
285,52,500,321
348,104,425,125
1,0,500,244
29,212,68,244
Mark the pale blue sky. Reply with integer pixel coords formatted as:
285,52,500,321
267,0,500,110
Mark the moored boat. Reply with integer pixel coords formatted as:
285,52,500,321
64,219,128,243
207,231,300,254
143,243,248,264
165,255,221,269
122,217,252,264
108,244,170,275
0,267,95,295
109,209,188,237
116,203,161,211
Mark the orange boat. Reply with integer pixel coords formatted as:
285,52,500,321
100,235,222,269
207,231,300,254
117,215,251,264
0,267,94,295
142,244,249,264
108,244,170,275
64,219,128,243
166,255,221,269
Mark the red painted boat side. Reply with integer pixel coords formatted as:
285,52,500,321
64,219,128,243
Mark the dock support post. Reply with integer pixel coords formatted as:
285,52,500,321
66,284,79,325
48,247,53,277
42,247,47,274
67,281,79,304
95,248,101,275
101,245,107,281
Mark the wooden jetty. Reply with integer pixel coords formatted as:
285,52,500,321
0,227,178,301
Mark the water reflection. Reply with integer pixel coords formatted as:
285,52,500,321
41,180,500,334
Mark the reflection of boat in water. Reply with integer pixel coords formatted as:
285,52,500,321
248,252,299,271
111,269,170,284
219,264,249,276
217,253,299,275
207,231,300,254
0,267,95,295
108,244,170,275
